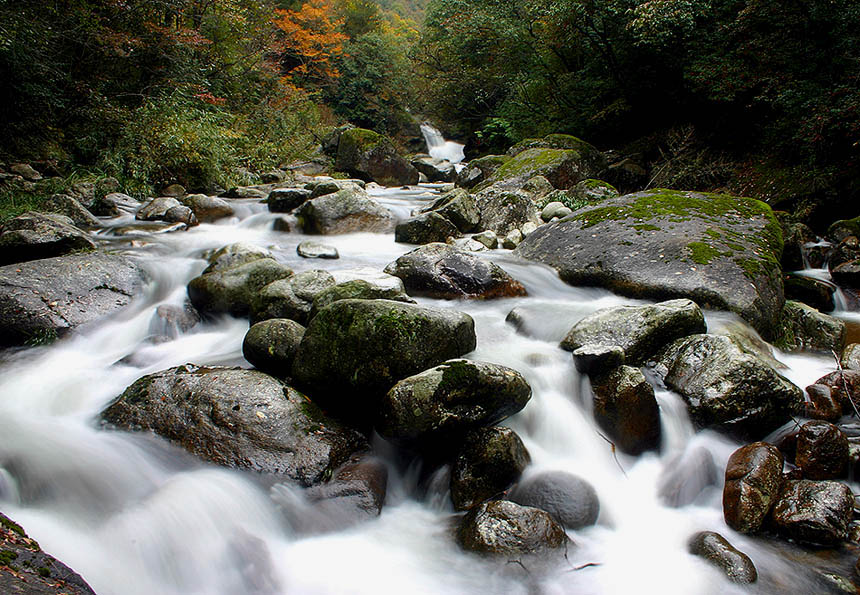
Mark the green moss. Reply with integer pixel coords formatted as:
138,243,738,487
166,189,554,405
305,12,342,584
704,228,722,240
438,360,476,391
492,148,572,179
37,566,51,577
0,516,26,537
632,223,660,232
0,550,18,567
579,178,617,192
687,242,724,264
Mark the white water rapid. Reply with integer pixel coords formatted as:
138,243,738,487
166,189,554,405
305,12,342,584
0,185,855,594
420,123,466,164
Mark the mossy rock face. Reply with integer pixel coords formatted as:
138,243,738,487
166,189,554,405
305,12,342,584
310,278,414,319
102,364,367,487
291,299,476,422
827,216,860,243
479,145,605,191
507,134,602,157
334,127,419,186
455,155,510,189
515,189,786,339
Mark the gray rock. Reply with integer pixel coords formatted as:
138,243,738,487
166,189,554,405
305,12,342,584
688,531,757,584
242,318,306,376
297,241,339,260
590,365,661,455
482,139,606,190
101,365,367,487
187,258,293,318
521,175,554,199
310,278,414,318
307,179,365,199
796,421,848,480
421,188,480,233
163,205,198,227
770,480,854,545
516,190,787,340
475,187,541,236
541,201,573,222
9,163,42,181
90,192,140,217
0,252,146,347
395,212,458,245
472,230,498,249
384,243,527,299
291,300,476,421
457,500,567,556
334,128,419,186
723,442,784,533
410,155,455,183
780,301,845,352
572,344,626,375
296,187,394,235
45,194,101,227
0,211,96,265
222,186,267,199
250,270,336,325
451,427,531,511
267,188,312,213
502,229,523,249
377,359,532,448
521,222,538,237
657,334,803,436
508,470,600,530
181,194,234,222
455,155,509,189
204,243,272,274
136,197,182,221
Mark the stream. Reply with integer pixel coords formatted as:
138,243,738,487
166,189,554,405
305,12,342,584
0,184,854,594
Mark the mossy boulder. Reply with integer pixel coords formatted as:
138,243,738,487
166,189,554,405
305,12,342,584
242,318,306,376
507,133,604,158
376,359,531,448
295,187,394,235
457,500,568,556
420,188,480,233
516,189,786,339
828,216,860,243
291,299,476,421
334,127,419,186
102,365,368,486
779,300,845,353
480,146,605,191
187,257,293,318
455,155,510,189
0,211,96,266
250,269,336,325
203,242,272,273
309,278,414,318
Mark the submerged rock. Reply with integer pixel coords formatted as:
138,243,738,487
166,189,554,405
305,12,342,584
723,442,784,534
769,480,854,546
457,500,568,556
658,446,719,508
508,471,600,530
0,211,96,265
688,531,757,584
101,364,368,487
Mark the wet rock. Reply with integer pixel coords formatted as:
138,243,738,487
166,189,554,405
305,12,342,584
296,187,394,235
812,370,860,412
590,365,661,455
516,190,786,340
411,155,455,183
0,252,147,347
482,136,606,190
572,344,625,375
291,300,476,421
472,230,498,249
187,258,293,318
805,384,842,422
334,128,419,186
450,427,531,511
688,531,757,584
250,270,336,325
395,212,459,245
377,359,531,449
307,179,365,198
310,278,414,318
242,318,306,376
780,300,845,352
474,187,541,237
561,299,706,365
0,211,96,265
832,260,860,288
457,500,567,556
769,480,854,545
784,275,836,313
102,364,367,486
828,236,860,271
795,421,848,480
272,216,294,232
421,188,480,233
658,446,719,507
780,221,817,271
305,456,389,526
149,303,201,338
90,192,140,217
297,241,339,260
657,334,803,436
267,188,312,213
204,242,272,274
181,194,234,222
163,205,198,227
44,194,101,227
842,344,860,371
723,442,784,533
508,470,600,530
136,197,181,221
384,243,527,299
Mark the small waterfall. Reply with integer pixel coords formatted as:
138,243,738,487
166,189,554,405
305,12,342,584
420,123,465,164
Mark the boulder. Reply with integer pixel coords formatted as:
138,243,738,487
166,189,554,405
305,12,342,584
455,155,509,189
521,175,554,200
163,205,198,227
831,260,860,288
377,359,532,448
90,192,140,217
267,188,312,213
780,301,845,352
572,344,625,376
828,216,860,243
457,500,567,556
516,190,786,340
450,427,531,511
383,243,527,299
242,318,306,376
250,270,336,325
842,344,860,371
795,421,848,480
656,335,803,436
472,230,498,249
474,187,541,236
9,162,42,181
203,243,272,274
828,236,860,271
805,384,842,422
44,194,101,227
541,201,573,222
296,187,394,235
307,179,366,198
309,278,414,318
181,194,234,222
101,365,367,487
136,197,181,221
334,128,419,186
571,179,619,202
162,183,185,197
187,258,293,318
590,365,662,455
0,211,96,265
296,241,339,260
0,252,146,347
410,155,456,183
502,229,523,249
687,531,757,584
723,442,784,534
784,275,835,312
508,470,600,530
421,188,480,233
395,212,459,245
560,299,706,365
291,300,476,420
780,221,817,271
769,480,854,545
658,447,719,508
811,370,860,412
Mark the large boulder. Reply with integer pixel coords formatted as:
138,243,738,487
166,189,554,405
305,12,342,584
779,300,845,352
508,470,600,530
420,188,480,233
250,270,336,325
723,442,784,534
295,187,394,235
102,365,367,486
136,197,181,221
0,252,146,346
394,212,459,245
455,155,510,189
0,211,96,265
560,298,706,365
309,278,414,318
410,155,456,183
334,128,419,186
450,426,531,511
516,190,786,340
291,299,476,420
384,243,527,299
44,194,101,228
474,187,541,236
187,258,293,318
590,365,662,455
180,194,234,222
656,334,803,436
457,500,567,556
267,188,312,213
376,359,532,448
203,243,272,273
769,480,854,546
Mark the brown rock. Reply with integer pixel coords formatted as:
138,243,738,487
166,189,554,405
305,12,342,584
723,442,784,533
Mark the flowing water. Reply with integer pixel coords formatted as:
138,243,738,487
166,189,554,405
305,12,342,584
420,124,466,165
0,185,855,594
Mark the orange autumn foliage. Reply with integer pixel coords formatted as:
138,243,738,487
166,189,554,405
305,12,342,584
273,0,348,87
